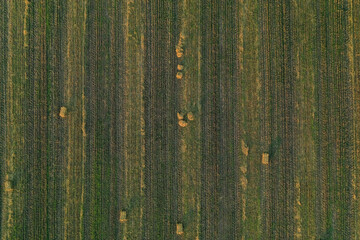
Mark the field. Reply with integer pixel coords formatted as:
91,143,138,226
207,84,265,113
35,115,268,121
1,0,360,239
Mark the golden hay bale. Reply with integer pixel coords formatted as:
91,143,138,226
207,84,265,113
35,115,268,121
176,72,183,79
176,52,183,58
176,223,184,235
186,112,194,121
178,120,188,127
177,64,184,71
177,112,184,120
119,211,127,223
262,153,269,165
59,106,67,118
176,48,183,58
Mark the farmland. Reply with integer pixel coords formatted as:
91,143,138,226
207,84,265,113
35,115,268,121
1,0,360,239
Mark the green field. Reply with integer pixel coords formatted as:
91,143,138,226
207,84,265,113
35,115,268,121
1,0,360,239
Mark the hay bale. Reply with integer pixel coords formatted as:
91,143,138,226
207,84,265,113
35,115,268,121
178,120,188,127
177,112,184,120
176,48,183,58
59,106,67,118
176,72,183,79
176,52,183,58
186,112,194,121
176,223,184,235
262,153,269,165
119,211,127,223
177,64,184,70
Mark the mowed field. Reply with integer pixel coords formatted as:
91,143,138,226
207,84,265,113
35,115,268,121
1,0,360,239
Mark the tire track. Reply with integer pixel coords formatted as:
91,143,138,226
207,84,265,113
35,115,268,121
0,0,7,238
218,0,236,239
83,1,117,239
143,0,153,237
259,1,272,238
38,1,48,238
353,0,360,238
336,0,355,238
200,0,220,239
45,1,60,239
234,1,244,238
52,1,67,238
143,1,178,239
282,1,296,238
259,1,296,238
314,1,328,237
109,0,125,239
314,1,355,239
123,0,144,237
269,2,282,238
95,1,112,238
241,1,261,239
260,1,283,238
83,0,98,238
25,0,42,238
293,0,317,238
63,1,87,239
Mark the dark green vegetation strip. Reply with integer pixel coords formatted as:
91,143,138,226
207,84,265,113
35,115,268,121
259,1,296,238
143,0,179,239
200,0,220,239
1,0,360,239
0,0,7,236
